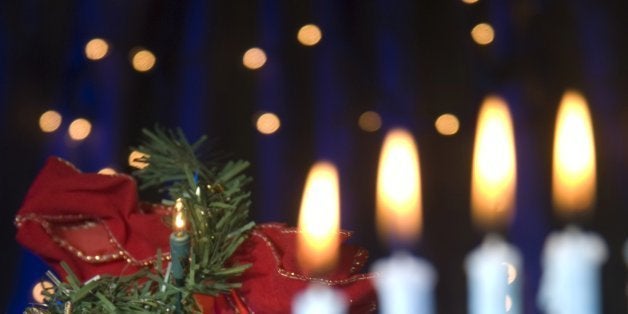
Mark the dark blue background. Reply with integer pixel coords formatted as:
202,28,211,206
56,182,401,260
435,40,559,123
1,0,626,313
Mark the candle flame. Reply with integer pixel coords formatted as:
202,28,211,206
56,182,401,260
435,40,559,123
376,128,422,244
552,90,596,216
471,96,517,230
297,161,340,275
174,198,186,231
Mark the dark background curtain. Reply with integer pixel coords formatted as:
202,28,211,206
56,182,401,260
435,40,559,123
1,0,627,313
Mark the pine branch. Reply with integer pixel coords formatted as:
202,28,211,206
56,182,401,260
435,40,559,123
132,126,255,295
25,127,255,313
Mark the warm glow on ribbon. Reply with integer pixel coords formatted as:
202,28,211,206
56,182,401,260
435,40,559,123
471,96,516,230
376,128,422,244
297,161,340,275
552,90,596,216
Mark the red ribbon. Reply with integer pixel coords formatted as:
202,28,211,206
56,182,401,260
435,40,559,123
15,157,377,313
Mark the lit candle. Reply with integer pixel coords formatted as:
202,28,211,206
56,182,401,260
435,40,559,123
538,90,608,314
372,128,436,314
292,162,347,314
170,198,190,287
466,95,522,314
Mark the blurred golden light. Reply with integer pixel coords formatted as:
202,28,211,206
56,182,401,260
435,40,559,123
552,90,596,216
471,96,516,230
131,49,156,72
128,150,149,169
98,167,116,175
462,0,479,4
68,118,92,141
435,113,460,136
376,128,422,243
32,281,54,304
471,23,495,45
84,38,109,61
39,110,62,133
242,47,267,70
297,161,340,275
255,112,281,135
358,111,382,132
297,24,322,46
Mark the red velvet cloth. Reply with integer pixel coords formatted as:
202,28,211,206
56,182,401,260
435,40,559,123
15,157,377,313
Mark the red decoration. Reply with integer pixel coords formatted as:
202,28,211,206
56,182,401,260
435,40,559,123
15,157,377,313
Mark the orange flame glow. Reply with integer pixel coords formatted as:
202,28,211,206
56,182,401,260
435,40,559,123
376,128,422,244
297,162,341,275
552,90,596,216
471,96,517,230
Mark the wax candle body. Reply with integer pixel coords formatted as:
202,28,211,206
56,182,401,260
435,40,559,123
538,226,607,314
292,284,347,314
465,234,522,314
372,251,436,314
170,231,190,286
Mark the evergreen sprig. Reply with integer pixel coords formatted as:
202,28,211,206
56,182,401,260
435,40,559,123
24,127,255,313
133,127,255,295
26,260,189,314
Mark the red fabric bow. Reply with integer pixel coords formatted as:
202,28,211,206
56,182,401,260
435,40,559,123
15,157,377,313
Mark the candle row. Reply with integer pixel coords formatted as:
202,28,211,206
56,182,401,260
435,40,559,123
292,90,610,314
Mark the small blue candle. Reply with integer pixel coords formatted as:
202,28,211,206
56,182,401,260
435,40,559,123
170,199,190,287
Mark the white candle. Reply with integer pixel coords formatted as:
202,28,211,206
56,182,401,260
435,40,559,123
465,234,522,314
293,284,347,314
537,226,607,314
538,90,608,314
468,96,522,314
293,162,346,313
373,129,436,314
372,252,436,314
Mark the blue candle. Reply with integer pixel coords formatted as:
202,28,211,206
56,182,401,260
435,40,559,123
170,231,190,286
170,199,190,286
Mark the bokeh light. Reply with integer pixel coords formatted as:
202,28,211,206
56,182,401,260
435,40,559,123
471,23,495,45
435,113,460,136
462,0,479,4
98,167,117,175
297,24,322,46
32,281,53,304
131,48,156,72
255,112,281,135
128,150,149,169
84,38,109,61
242,47,267,70
358,111,382,132
68,118,92,141
39,110,62,133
